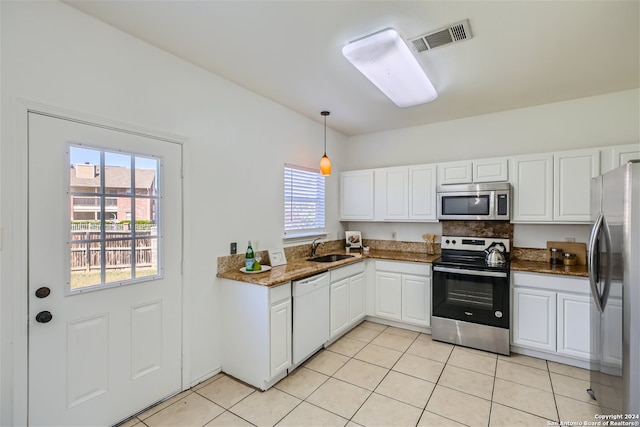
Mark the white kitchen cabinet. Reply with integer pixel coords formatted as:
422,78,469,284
269,297,292,377
375,167,408,221
408,164,437,221
438,160,473,185
512,272,601,365
512,287,556,352
374,271,402,321
401,274,431,327
221,280,292,390
374,164,437,222
340,170,375,221
553,148,600,222
473,157,509,183
329,262,366,340
557,292,597,360
510,153,554,222
374,260,431,327
602,143,640,173
438,158,508,185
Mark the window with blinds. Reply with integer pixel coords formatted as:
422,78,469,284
284,164,326,238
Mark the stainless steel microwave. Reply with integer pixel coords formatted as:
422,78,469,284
437,182,511,221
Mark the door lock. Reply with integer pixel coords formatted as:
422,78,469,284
35,311,53,324
35,287,51,298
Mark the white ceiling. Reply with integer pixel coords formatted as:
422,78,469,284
65,1,639,137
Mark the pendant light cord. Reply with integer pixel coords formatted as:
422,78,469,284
321,111,330,155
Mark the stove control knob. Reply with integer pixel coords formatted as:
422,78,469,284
445,239,450,244
452,240,457,245
495,311,503,318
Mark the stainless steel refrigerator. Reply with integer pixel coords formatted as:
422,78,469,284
588,160,639,414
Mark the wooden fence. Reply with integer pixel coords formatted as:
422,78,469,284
70,229,157,271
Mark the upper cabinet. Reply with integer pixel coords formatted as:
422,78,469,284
438,157,508,185
375,167,408,221
408,165,437,221
437,160,472,185
374,165,437,222
553,149,600,222
510,153,554,222
602,143,640,173
340,170,375,221
511,149,600,223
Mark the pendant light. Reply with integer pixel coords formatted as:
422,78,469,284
319,111,332,176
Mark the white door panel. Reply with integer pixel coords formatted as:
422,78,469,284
28,112,183,426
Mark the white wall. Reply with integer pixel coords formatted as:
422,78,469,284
344,89,639,247
345,89,639,170
0,2,347,423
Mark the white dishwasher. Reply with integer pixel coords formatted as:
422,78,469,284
292,272,330,366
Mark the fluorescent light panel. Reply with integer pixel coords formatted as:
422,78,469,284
342,28,438,107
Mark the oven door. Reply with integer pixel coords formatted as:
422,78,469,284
432,265,509,328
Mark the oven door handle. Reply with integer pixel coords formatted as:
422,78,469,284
433,266,508,278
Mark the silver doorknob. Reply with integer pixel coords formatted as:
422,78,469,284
35,311,52,323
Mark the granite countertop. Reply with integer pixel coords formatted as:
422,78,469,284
510,260,588,278
217,249,439,286
217,249,589,287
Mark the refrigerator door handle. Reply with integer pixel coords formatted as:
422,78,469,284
588,213,613,313
588,213,605,313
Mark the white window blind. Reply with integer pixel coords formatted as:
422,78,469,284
284,164,326,238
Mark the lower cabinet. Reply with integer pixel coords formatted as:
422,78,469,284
511,272,616,364
330,262,366,340
221,279,291,390
374,260,431,328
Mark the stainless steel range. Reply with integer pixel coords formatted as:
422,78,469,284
431,236,511,355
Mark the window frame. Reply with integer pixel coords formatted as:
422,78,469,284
66,143,163,294
283,163,327,240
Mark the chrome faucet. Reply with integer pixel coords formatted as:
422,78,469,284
310,238,324,257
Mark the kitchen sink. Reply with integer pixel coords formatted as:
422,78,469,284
308,254,354,263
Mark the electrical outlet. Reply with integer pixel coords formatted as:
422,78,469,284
392,232,397,240
230,242,237,254
564,237,576,243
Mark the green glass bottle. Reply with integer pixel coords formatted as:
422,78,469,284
245,240,255,271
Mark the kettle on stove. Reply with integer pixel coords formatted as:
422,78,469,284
485,242,507,266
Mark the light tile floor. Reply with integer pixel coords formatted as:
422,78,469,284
120,321,609,427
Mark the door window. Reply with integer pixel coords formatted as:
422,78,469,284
68,145,161,291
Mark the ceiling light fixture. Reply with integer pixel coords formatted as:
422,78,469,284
342,28,438,108
319,111,332,176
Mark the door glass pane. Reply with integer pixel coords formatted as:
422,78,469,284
68,145,161,292
104,151,132,196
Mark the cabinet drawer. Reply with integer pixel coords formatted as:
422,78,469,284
330,261,365,282
376,260,431,277
269,282,291,304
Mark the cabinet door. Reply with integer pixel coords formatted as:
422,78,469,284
554,149,600,222
330,279,350,339
408,165,437,221
375,272,402,320
340,170,374,220
269,298,292,378
557,293,597,360
603,144,640,172
438,161,472,185
510,154,553,222
473,157,508,182
401,274,430,327
348,273,366,325
375,168,408,220
512,288,556,352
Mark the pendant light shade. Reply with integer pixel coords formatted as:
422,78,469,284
320,111,332,176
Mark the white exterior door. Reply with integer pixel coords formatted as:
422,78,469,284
28,112,183,426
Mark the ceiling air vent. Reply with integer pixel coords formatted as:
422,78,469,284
409,19,472,53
